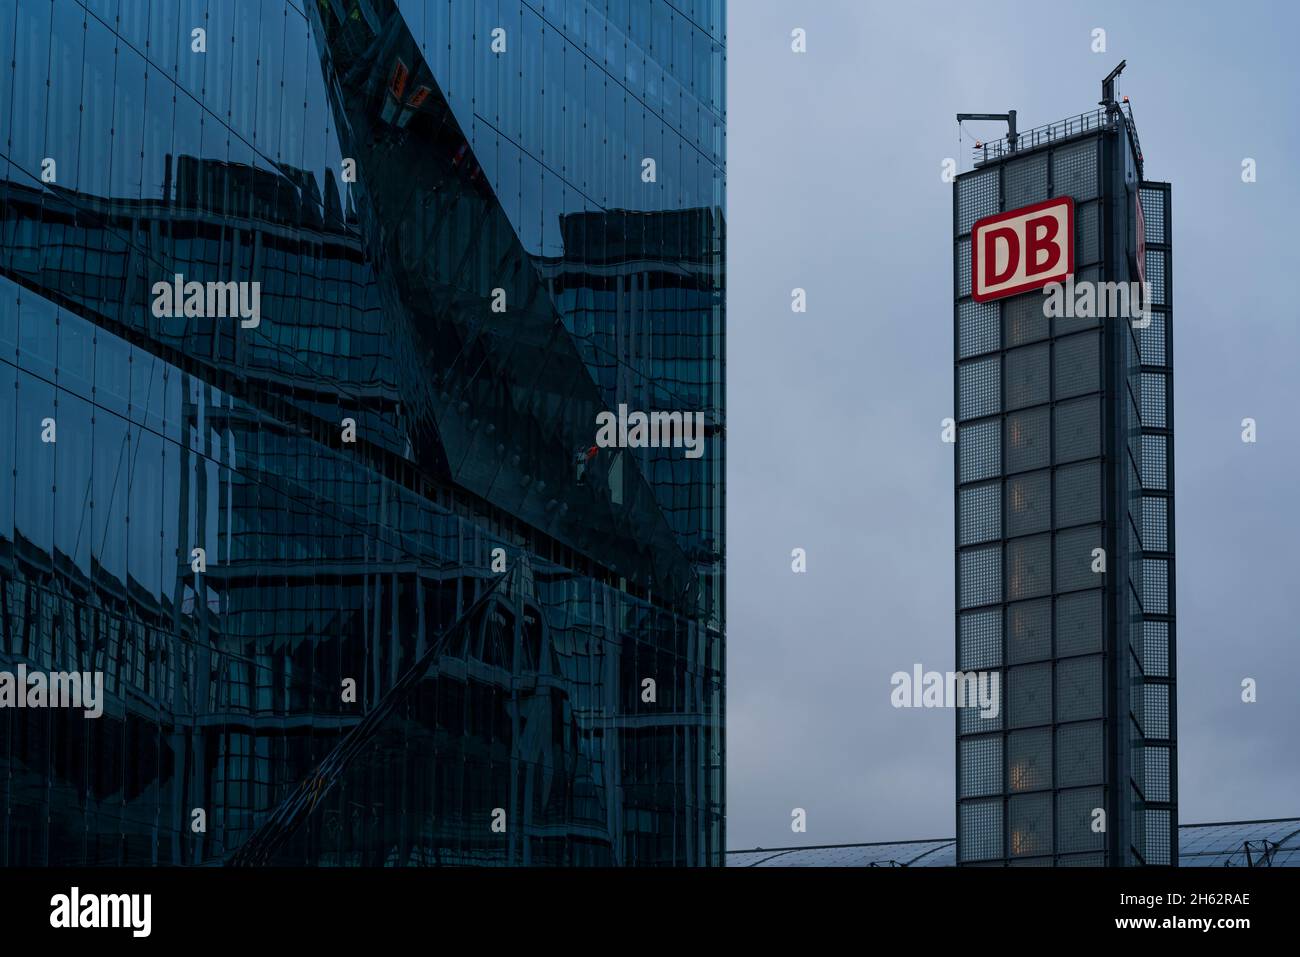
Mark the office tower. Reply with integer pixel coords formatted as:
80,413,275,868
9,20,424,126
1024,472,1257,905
953,70,1175,865
0,0,724,866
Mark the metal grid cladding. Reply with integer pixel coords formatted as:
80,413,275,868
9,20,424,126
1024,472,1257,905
1140,371,1168,427
960,545,1003,608
959,695,1003,735
959,419,1001,483
1008,728,1052,791
1008,662,1051,728
1006,470,1050,537
1146,811,1173,865
957,168,1000,234
1054,397,1100,463
959,482,1002,545
1145,249,1168,305
1005,407,1051,473
1138,313,1166,364
1056,656,1104,721
1141,434,1168,489
1075,201,1101,265
1055,461,1101,527
1056,590,1103,657
1005,344,1050,409
1057,787,1106,853
1052,139,1099,201
1143,558,1169,614
1142,495,1168,550
959,357,1000,420
1143,620,1169,676
1003,152,1049,210
1054,332,1101,399
959,800,1003,862
959,608,1002,670
1006,599,1051,664
1006,534,1051,600
956,238,972,298
1009,792,1053,857
1055,525,1102,592
960,736,1004,798
1140,186,1167,244
1004,293,1049,347
1145,685,1171,738
1056,721,1104,787
1145,747,1172,802
1139,180,1176,862
959,300,1000,358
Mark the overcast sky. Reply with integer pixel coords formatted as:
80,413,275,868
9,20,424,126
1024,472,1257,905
726,0,1300,850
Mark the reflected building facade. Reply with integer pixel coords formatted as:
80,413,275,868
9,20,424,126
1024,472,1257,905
0,0,724,866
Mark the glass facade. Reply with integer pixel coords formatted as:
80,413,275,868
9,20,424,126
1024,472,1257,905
0,0,724,866
953,106,1175,865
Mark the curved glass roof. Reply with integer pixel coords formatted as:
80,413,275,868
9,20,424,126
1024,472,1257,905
728,818,1300,867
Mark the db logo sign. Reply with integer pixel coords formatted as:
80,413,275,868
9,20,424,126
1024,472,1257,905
971,197,1074,302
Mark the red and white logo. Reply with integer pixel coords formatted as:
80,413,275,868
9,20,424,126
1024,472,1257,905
970,196,1075,302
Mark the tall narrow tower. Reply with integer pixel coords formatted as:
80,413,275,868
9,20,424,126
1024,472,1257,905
952,67,1176,866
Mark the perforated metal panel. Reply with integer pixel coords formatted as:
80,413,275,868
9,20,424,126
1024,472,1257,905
1141,433,1167,490
1145,249,1166,305
1054,331,1100,399
1055,461,1100,528
1057,787,1106,853
959,482,1001,545
1054,266,1102,337
1142,495,1168,550
1057,655,1103,721
1055,396,1100,463
959,544,1002,608
1006,598,1051,664
1055,525,1101,593
1145,746,1171,802
1004,343,1050,410
1052,139,1098,201
1074,200,1100,265
1056,590,1102,657
1145,683,1170,738
1006,534,1050,600
959,419,1000,484
1137,312,1166,365
1004,153,1048,211
959,356,1000,421
1005,407,1050,473
1008,727,1052,792
1139,371,1166,427
959,690,1003,734
1005,470,1050,537
1008,662,1051,728
957,238,972,298
960,735,1003,798
960,608,1002,670
957,168,1000,234
1142,557,1168,614
1143,620,1169,677
1003,293,1049,347
1146,809,1172,865
959,299,1000,358
959,800,1003,862
1139,186,1165,244
1056,720,1104,787
1009,792,1052,857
